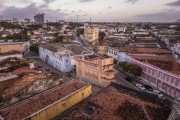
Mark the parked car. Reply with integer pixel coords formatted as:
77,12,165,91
125,77,133,82
144,85,153,91
153,90,163,98
135,83,145,91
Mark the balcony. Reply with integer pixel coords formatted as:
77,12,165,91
101,70,116,80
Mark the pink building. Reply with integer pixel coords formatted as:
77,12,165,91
131,58,180,100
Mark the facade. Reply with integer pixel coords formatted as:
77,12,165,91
34,13,45,24
173,43,180,55
75,55,116,84
84,27,99,45
39,43,92,72
107,47,180,100
0,53,22,62
0,41,29,53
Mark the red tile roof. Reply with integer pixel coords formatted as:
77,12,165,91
0,80,86,120
12,68,39,75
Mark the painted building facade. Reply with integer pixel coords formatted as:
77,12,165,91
39,45,73,72
107,47,180,100
75,55,116,84
84,27,99,45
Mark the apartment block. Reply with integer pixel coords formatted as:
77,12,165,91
75,55,116,84
84,27,99,45
34,13,45,24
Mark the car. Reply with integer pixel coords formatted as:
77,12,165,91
144,85,153,91
135,83,145,91
153,90,164,98
125,77,133,82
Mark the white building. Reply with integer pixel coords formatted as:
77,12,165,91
39,43,92,72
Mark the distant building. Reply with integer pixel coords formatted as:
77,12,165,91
34,13,45,24
24,18,31,23
75,55,116,84
58,20,65,24
84,27,99,45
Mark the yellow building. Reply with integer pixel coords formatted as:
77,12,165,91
84,27,99,45
0,80,91,120
0,42,28,53
75,55,116,84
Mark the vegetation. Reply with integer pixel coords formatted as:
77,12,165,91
26,24,42,31
47,22,62,26
68,22,83,29
99,32,106,43
0,96,3,103
76,28,84,36
53,35,64,43
0,22,22,29
119,62,143,77
6,30,29,41
30,43,39,54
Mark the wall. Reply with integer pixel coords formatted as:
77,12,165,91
25,85,91,120
0,43,24,53
39,47,73,72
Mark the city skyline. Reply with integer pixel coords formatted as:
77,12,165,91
0,0,180,22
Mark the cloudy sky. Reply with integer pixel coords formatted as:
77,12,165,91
0,0,180,22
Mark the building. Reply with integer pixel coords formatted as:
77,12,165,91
0,52,22,62
0,74,18,93
39,43,92,72
24,18,31,23
107,47,180,100
0,80,91,120
84,27,99,45
0,41,29,53
60,82,172,120
75,55,116,84
34,13,45,24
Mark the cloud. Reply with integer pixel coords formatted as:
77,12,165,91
134,9,180,22
166,0,180,6
79,0,95,3
0,4,68,21
126,0,139,4
43,0,56,4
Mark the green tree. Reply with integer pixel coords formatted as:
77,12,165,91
99,32,106,43
53,35,64,43
30,43,39,54
119,62,143,77
76,28,84,36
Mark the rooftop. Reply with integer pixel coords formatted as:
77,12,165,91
12,68,39,75
131,54,180,75
40,43,91,55
114,47,171,54
1,73,49,99
0,80,87,120
60,82,171,120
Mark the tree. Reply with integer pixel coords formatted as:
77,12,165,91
53,35,64,43
30,43,39,54
119,62,143,77
76,28,84,36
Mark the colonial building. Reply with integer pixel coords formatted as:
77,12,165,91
84,27,99,45
39,43,92,72
75,55,116,84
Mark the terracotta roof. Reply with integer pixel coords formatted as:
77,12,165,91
0,80,86,120
131,55,180,75
12,68,39,75
60,83,170,120
114,47,171,54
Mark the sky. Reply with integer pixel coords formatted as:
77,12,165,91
0,0,180,22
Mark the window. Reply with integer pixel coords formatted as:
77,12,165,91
66,59,68,63
82,93,84,98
